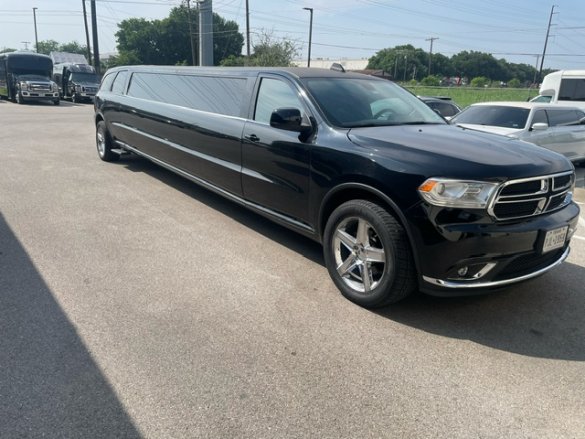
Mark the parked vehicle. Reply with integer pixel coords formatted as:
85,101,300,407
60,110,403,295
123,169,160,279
539,70,585,109
450,102,585,163
529,95,552,103
0,52,59,105
94,66,579,308
53,63,100,103
418,96,461,118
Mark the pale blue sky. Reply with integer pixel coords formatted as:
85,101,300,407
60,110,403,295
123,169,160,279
0,0,584,69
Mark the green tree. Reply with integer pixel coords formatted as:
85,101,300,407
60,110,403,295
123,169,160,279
115,4,243,66
0,47,16,54
36,40,60,55
368,44,430,81
470,76,490,88
219,31,299,67
452,51,505,81
36,39,89,59
420,75,441,86
508,78,522,88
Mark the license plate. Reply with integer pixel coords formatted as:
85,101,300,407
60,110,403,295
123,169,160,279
542,226,568,253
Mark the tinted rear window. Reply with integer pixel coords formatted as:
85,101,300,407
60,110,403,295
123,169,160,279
559,78,585,102
546,109,585,126
452,105,529,129
127,72,246,117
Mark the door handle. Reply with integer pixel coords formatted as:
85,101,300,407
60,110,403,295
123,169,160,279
244,134,260,142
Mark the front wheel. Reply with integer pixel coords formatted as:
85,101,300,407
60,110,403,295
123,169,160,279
323,200,416,308
16,92,23,104
96,120,119,162
53,99,60,106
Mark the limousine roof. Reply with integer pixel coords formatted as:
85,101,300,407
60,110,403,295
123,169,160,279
104,65,382,81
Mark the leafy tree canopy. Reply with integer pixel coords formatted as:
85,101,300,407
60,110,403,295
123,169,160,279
36,40,89,59
368,45,558,84
221,31,299,67
111,3,243,67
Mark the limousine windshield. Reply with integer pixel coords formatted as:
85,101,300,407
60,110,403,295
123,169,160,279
303,77,446,128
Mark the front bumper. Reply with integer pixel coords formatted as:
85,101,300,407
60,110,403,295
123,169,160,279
21,91,59,100
407,201,580,295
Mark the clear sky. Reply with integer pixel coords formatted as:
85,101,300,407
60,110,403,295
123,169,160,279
0,0,584,70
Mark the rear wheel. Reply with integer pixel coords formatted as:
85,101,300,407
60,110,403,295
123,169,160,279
323,200,416,308
96,121,119,162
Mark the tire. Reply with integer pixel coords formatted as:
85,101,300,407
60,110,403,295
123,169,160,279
96,120,119,162
16,92,23,105
72,93,77,104
323,200,416,308
53,99,60,106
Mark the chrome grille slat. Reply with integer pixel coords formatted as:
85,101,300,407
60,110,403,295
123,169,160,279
489,171,574,220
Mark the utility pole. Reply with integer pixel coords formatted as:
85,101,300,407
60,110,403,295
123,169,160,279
198,0,213,66
186,0,197,66
82,0,92,65
90,0,100,74
32,8,39,53
403,54,408,81
425,37,438,75
303,7,313,68
538,5,557,83
245,0,250,59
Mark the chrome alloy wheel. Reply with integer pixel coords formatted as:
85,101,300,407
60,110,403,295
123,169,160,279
96,127,106,157
333,217,387,293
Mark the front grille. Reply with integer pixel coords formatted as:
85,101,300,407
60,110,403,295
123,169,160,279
495,248,566,280
30,83,51,91
489,171,574,220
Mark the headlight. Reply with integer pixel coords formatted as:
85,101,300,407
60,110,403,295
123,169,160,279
418,178,499,209
75,85,81,92
52,83,58,91
20,82,29,91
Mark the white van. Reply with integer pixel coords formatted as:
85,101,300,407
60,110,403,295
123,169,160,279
538,70,585,109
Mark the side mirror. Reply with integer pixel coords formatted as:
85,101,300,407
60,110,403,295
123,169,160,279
270,107,314,139
531,122,549,131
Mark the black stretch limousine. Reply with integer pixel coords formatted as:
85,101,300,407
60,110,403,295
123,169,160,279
94,66,580,308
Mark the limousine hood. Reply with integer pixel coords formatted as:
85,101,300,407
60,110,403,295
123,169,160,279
347,124,572,180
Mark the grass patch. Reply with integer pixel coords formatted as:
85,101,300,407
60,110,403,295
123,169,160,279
404,86,540,108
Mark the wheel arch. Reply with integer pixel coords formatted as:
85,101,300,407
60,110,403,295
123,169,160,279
318,182,422,276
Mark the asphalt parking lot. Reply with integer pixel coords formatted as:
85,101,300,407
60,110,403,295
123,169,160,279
1,99,585,438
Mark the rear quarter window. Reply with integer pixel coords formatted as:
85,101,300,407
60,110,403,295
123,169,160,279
111,71,128,95
127,72,246,117
99,72,116,92
546,109,584,127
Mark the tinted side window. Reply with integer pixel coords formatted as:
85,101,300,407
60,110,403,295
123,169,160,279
127,72,246,117
437,102,458,117
100,72,116,92
254,78,303,124
546,109,583,127
531,109,548,125
559,78,585,102
111,71,128,95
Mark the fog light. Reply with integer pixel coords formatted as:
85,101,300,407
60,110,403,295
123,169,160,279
457,266,469,276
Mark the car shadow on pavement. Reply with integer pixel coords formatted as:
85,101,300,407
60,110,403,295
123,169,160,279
120,156,324,265
118,156,585,362
377,261,585,361
0,213,142,438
